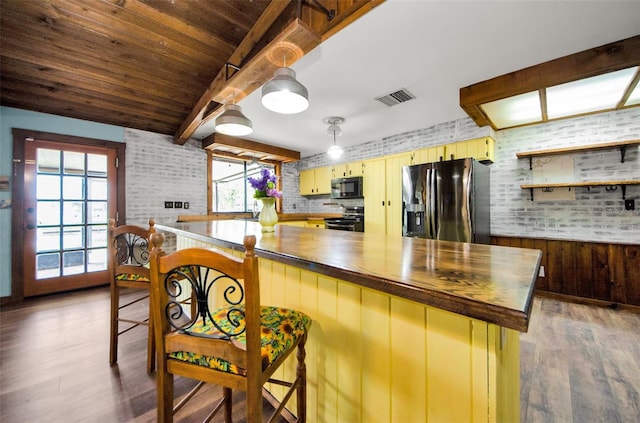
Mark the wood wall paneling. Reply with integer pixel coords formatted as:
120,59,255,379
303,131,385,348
491,236,640,306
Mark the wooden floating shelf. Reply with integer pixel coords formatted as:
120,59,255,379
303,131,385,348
521,180,640,201
516,139,640,169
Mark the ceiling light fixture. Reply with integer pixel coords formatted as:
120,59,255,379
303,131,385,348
261,64,309,114
325,117,344,159
460,35,640,130
215,103,253,136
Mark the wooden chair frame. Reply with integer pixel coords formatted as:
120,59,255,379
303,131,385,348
108,218,156,374
149,233,308,423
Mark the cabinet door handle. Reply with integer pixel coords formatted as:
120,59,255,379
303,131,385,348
381,201,385,206
387,200,391,206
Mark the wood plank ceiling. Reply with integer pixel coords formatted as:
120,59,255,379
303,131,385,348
0,0,381,160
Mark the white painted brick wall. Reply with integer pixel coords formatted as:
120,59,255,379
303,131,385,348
121,110,638,244
123,128,208,251
284,109,639,243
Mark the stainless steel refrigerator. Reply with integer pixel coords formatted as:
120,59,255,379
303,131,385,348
402,158,490,243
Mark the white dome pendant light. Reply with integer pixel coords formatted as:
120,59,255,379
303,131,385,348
325,117,344,159
215,103,253,136
261,59,309,114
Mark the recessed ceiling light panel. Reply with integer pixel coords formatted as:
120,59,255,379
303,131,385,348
480,91,542,129
625,76,640,107
547,67,638,119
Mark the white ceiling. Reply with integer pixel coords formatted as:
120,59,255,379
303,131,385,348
193,0,640,158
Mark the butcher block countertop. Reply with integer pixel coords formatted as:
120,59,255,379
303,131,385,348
156,220,542,332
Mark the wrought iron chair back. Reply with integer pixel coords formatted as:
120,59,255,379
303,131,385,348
149,233,310,423
107,218,156,373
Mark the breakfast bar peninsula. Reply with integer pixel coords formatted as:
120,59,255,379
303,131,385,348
156,220,541,423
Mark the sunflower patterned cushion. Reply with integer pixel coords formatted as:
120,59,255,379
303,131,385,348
168,305,311,375
115,273,149,282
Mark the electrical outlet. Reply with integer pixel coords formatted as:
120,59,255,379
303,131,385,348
174,201,183,209
184,202,189,209
164,201,173,208
538,266,545,277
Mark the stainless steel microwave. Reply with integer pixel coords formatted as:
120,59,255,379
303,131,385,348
331,176,363,199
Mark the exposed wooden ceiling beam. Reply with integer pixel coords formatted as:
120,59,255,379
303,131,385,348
202,133,301,163
174,0,291,145
460,35,640,128
176,18,321,145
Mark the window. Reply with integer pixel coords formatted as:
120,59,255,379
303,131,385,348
210,157,276,213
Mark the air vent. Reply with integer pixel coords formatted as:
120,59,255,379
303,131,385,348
375,88,416,107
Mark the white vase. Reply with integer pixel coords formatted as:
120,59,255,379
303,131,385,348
258,197,278,232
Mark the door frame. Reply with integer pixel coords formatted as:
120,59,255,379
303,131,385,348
10,128,126,302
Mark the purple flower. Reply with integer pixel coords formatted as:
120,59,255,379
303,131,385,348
248,168,282,198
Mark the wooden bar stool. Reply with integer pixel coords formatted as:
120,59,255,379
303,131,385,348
108,218,156,374
149,233,311,423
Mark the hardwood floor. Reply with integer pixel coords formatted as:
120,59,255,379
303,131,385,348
520,295,640,423
1,286,639,422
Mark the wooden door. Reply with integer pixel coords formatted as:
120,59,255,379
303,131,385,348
363,159,386,235
385,154,412,236
22,139,118,296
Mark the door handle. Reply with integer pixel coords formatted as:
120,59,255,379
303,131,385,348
26,224,35,230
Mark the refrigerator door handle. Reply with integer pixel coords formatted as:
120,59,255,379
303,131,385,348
428,168,437,238
432,168,439,239
424,168,431,238
465,166,473,240
402,200,407,235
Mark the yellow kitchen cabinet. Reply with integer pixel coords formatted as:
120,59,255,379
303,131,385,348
465,136,495,163
299,166,332,195
412,145,445,165
445,140,468,161
307,219,325,229
277,221,307,227
363,153,412,236
332,161,364,178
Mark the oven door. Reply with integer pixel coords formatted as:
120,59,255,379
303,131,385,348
325,218,357,231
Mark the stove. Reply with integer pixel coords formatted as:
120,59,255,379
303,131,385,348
324,206,364,232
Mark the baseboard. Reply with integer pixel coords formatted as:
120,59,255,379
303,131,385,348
535,290,640,314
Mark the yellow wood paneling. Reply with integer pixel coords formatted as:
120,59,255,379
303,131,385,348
174,235,521,423
390,297,426,422
336,282,362,421
316,275,339,422
471,320,490,422
361,289,391,423
497,327,521,423
299,270,319,420
283,265,302,411
426,307,473,422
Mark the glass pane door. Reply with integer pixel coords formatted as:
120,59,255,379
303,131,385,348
23,139,117,296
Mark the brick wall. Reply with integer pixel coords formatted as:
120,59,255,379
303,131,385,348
492,108,639,243
284,109,640,243
121,109,639,245
123,128,207,251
